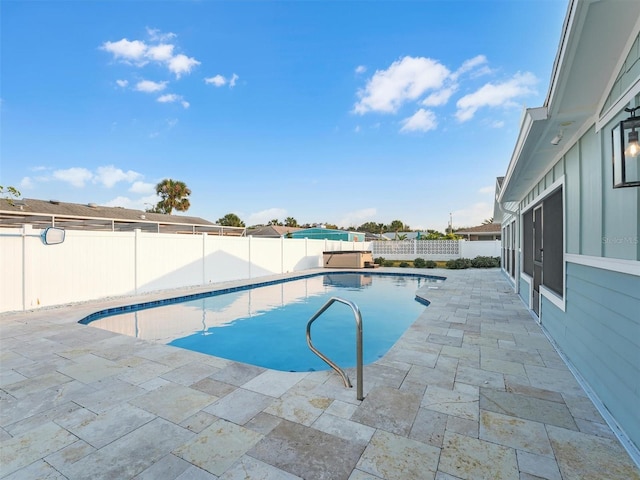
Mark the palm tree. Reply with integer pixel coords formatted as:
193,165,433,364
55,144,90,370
154,179,191,214
284,217,298,227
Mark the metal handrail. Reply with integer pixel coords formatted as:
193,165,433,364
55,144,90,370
306,297,364,400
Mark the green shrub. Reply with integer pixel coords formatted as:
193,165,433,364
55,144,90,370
446,258,472,269
374,257,385,265
399,261,410,268
383,260,394,267
425,260,437,268
413,257,427,268
470,256,500,268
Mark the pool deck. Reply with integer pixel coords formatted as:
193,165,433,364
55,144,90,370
1,268,639,479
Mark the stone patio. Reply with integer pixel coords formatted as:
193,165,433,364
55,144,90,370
1,268,638,479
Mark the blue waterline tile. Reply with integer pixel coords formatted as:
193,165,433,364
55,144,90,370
79,270,445,325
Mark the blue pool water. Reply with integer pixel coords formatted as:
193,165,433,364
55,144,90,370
83,272,443,372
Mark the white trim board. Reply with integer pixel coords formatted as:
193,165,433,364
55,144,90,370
566,254,640,276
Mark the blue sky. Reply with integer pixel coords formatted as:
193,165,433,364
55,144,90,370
1,0,568,232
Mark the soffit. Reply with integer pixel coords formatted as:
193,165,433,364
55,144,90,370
500,0,640,202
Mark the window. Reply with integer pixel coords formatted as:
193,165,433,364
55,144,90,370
522,209,534,276
542,188,564,296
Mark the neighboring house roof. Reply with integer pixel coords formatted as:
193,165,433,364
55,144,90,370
247,225,303,237
0,198,245,235
455,223,502,235
498,0,640,202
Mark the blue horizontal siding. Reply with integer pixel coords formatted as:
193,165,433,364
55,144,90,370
541,262,640,450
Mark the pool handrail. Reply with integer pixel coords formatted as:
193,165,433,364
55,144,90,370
306,296,364,401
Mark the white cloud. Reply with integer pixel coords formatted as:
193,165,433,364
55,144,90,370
53,167,93,188
400,109,437,133
101,39,147,64
452,55,488,80
95,165,142,188
452,202,493,229
146,27,176,43
455,72,537,122
157,93,179,103
146,44,174,62
167,118,179,128
422,86,456,107
338,208,377,228
354,56,450,114
135,80,168,93
355,65,366,74
103,196,135,208
204,73,241,88
20,177,34,189
102,29,200,80
247,208,288,226
479,185,494,194
205,75,227,87
156,94,189,109
116,79,128,88
168,54,200,78
129,181,155,194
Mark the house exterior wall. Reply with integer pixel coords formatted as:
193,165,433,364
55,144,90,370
507,114,640,452
542,263,640,447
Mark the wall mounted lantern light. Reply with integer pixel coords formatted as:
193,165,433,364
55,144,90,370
612,106,640,188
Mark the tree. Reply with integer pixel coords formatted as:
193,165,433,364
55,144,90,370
482,217,494,225
389,219,405,233
0,185,21,206
284,217,298,227
424,229,445,240
218,213,245,227
357,222,379,233
154,179,191,214
268,219,282,226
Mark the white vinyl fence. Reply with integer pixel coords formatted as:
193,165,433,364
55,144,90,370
0,226,369,313
371,240,501,261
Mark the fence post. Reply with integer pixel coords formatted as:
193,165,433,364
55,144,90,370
202,232,206,285
21,224,33,311
134,229,141,294
248,235,252,279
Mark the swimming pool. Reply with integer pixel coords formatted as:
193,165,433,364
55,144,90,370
82,272,444,372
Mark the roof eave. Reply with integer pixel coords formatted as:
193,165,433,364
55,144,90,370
498,107,549,204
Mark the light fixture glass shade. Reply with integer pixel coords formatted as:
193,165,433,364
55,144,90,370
612,117,640,188
624,130,640,157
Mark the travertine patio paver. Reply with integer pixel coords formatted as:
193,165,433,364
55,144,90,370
1,268,639,479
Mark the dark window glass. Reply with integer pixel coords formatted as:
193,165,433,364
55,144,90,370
522,209,534,276
543,188,564,296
